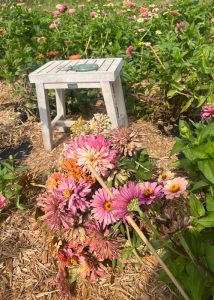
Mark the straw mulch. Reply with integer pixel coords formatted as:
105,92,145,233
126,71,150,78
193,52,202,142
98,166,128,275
0,81,176,300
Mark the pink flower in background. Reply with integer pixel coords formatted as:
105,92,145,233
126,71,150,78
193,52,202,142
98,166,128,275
91,188,118,227
49,23,57,29
90,11,98,17
56,4,67,13
140,182,163,205
125,45,134,58
64,135,117,177
176,21,185,31
69,8,76,15
201,105,214,119
163,177,188,200
116,11,121,15
140,7,149,16
114,182,143,220
0,195,7,209
57,176,91,214
125,2,136,7
52,10,61,17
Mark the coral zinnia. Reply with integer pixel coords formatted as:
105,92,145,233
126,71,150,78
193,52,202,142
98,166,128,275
57,177,91,214
46,172,63,192
37,192,74,231
114,182,143,220
140,181,163,205
163,177,188,200
91,188,118,227
64,135,117,176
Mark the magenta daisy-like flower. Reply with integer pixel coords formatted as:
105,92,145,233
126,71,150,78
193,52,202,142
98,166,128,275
56,176,91,214
113,182,143,220
36,192,74,231
140,181,163,205
163,177,188,200
91,188,118,227
64,135,117,176
0,195,7,209
201,105,214,119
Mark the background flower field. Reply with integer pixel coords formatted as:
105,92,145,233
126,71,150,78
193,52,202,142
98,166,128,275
0,1,214,300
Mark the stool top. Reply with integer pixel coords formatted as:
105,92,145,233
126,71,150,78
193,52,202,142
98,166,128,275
29,58,123,84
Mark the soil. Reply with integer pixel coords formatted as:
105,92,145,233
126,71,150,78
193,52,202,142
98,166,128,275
0,81,176,300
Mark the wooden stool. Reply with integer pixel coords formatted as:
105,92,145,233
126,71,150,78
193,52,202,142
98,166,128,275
29,58,128,151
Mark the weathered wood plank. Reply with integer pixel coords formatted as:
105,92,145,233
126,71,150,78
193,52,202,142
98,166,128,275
113,76,128,126
98,59,114,71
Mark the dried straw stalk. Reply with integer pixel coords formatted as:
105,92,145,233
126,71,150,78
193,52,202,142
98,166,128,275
87,164,190,300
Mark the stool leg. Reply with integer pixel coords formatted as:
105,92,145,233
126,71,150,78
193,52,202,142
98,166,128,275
56,89,66,132
113,76,128,127
35,84,53,151
101,82,119,128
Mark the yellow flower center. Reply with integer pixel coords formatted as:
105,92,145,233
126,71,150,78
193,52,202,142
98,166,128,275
88,153,97,163
70,256,78,265
143,187,153,197
169,183,180,193
49,178,61,188
63,189,72,198
103,201,112,212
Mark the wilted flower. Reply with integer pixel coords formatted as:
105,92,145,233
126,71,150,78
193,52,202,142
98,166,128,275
144,42,151,47
140,181,163,205
0,28,6,35
90,11,98,17
91,188,118,227
140,6,149,16
155,30,162,35
163,177,188,199
137,28,145,32
36,36,46,43
201,105,214,119
0,195,7,209
78,255,106,282
56,4,67,13
64,135,117,177
64,40,72,46
46,51,60,58
109,126,143,156
89,113,111,136
37,192,75,231
37,53,44,60
49,23,57,29
125,2,136,7
114,182,143,220
158,170,175,183
56,176,91,214
69,8,76,15
125,45,134,58
70,117,90,136
87,225,121,260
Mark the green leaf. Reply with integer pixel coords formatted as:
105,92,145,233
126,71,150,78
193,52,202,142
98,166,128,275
181,97,194,113
198,123,214,143
189,193,205,217
167,89,177,98
197,212,214,228
206,193,214,212
197,160,214,184
170,138,186,156
191,180,210,192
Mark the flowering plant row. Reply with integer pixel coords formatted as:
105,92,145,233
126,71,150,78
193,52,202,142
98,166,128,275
0,0,213,118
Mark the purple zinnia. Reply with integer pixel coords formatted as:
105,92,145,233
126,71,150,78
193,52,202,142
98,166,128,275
139,181,163,205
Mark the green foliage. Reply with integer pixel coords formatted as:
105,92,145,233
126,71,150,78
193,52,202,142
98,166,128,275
0,0,213,117
0,156,28,209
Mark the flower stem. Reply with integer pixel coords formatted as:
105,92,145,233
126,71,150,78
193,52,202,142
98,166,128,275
149,45,166,70
138,209,159,238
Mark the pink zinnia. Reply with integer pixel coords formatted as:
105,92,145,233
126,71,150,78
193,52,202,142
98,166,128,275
125,2,136,7
90,11,98,17
69,8,76,15
125,45,134,58
113,182,143,220
57,177,91,214
52,10,61,17
56,4,67,13
140,7,149,16
0,195,7,209
64,135,117,177
91,188,118,227
176,21,185,31
49,23,57,29
163,177,188,200
140,182,163,205
201,105,214,119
